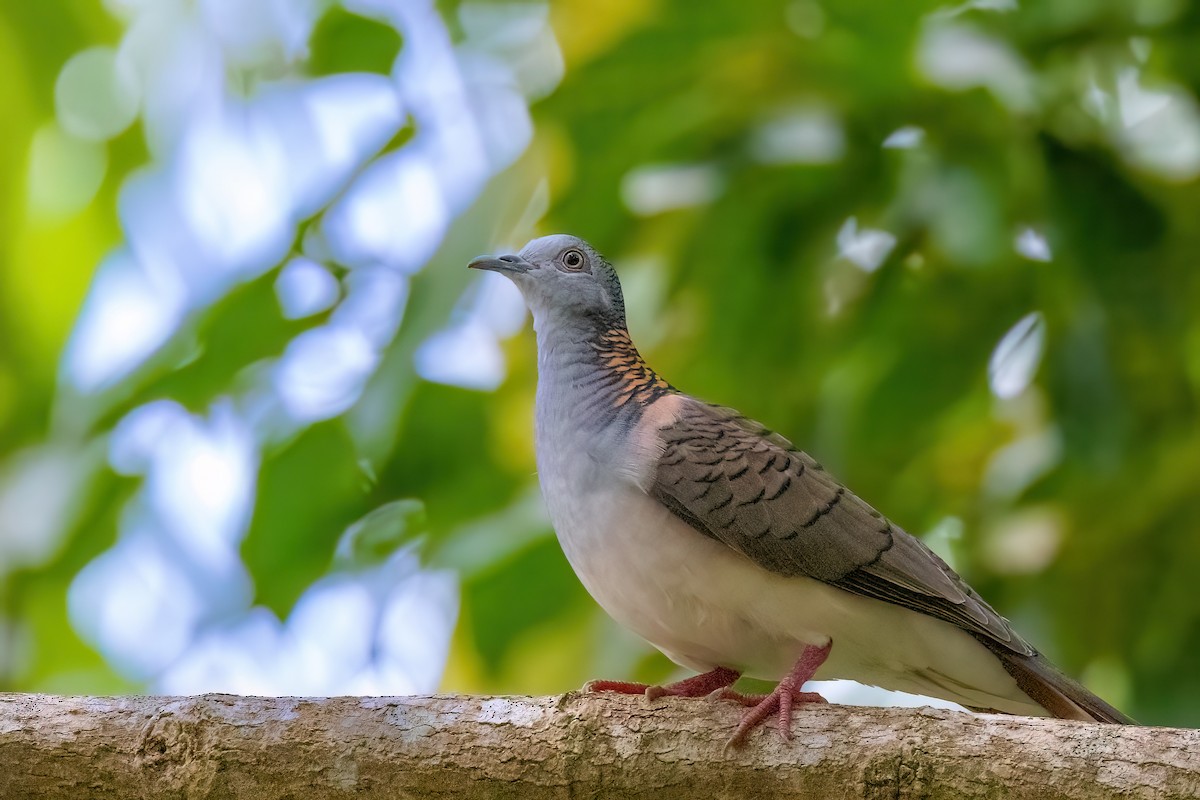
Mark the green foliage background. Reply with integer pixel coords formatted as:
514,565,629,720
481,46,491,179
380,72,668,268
1,0,1198,726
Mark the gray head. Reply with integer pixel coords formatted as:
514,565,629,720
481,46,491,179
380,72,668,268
468,234,625,327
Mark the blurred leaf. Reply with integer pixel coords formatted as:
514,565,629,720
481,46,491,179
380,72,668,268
243,421,367,617
333,498,427,569
462,536,590,676
309,9,403,77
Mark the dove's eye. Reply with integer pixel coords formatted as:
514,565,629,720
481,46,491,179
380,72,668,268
561,249,585,271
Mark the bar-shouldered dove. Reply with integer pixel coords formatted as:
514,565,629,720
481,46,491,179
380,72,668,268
469,234,1133,745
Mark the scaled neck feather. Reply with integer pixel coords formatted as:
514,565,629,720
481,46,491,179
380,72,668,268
532,308,674,429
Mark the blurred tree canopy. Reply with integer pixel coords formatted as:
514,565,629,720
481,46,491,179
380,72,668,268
0,0,1197,728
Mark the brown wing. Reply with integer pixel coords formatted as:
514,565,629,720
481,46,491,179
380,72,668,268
650,398,1034,655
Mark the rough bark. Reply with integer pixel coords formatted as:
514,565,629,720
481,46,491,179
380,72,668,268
0,692,1196,799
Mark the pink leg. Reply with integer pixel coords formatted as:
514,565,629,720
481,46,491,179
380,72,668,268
585,666,741,700
722,642,832,747
647,667,741,700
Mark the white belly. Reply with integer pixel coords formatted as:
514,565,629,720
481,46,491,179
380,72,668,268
544,477,1042,715
549,478,823,674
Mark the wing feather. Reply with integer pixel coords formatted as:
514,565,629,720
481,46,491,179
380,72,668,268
649,398,1033,655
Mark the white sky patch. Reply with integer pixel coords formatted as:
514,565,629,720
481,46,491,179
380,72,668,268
809,680,968,712
108,400,260,570
392,1,494,215
414,270,528,391
69,529,207,679
988,311,1046,399
274,325,381,423
109,400,187,476
374,566,460,693
286,578,377,686
198,0,318,68
155,607,287,695
1081,63,1200,181
118,166,214,299
415,320,507,391
1117,67,1172,128
918,24,1035,112
79,398,259,682
322,149,450,271
177,103,295,272
472,269,528,338
332,267,409,349
118,4,226,160
144,401,258,571
157,545,458,696
837,217,897,272
883,125,925,149
1115,68,1200,180
621,163,724,216
63,250,186,393
1014,226,1052,262
284,73,405,218
304,73,403,170
750,107,845,164
276,257,340,320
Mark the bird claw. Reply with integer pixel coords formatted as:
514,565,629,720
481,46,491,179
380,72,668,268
587,662,830,746
725,686,827,748
584,666,742,704
722,642,833,748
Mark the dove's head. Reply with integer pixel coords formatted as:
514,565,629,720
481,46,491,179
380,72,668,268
468,234,625,327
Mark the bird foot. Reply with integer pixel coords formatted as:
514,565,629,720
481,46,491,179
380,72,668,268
584,666,741,702
711,687,827,708
724,641,833,748
583,644,833,747
721,686,827,746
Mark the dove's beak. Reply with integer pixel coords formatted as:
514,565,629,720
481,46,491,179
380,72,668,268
468,254,531,274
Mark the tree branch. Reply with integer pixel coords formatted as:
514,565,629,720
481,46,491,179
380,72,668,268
0,692,1195,799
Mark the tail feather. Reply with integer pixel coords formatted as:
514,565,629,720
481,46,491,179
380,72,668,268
976,636,1136,724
